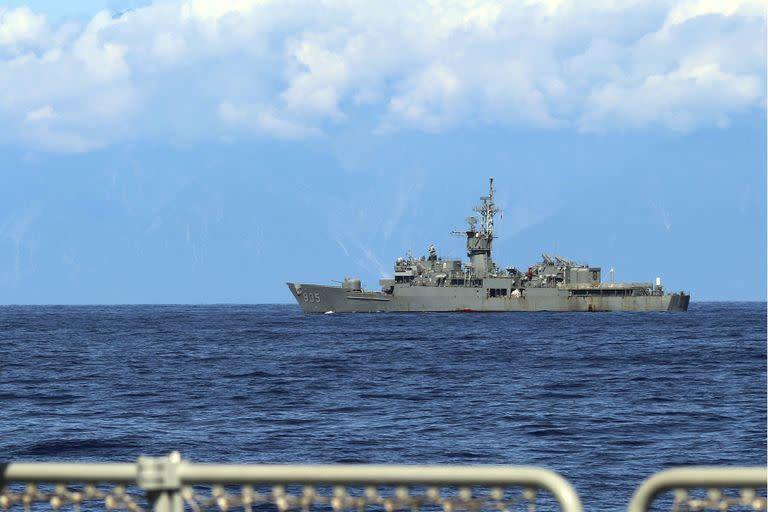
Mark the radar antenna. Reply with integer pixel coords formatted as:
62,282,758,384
451,217,477,237
473,177,500,236
447,178,503,278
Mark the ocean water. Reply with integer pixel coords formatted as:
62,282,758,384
0,302,765,510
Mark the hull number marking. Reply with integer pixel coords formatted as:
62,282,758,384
303,292,321,303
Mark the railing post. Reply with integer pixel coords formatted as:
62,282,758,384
137,452,184,512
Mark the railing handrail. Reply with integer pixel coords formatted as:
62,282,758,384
181,463,573,485
0,458,584,512
0,462,137,482
627,466,768,512
3,458,765,512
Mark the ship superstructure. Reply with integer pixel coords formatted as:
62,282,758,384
288,179,690,313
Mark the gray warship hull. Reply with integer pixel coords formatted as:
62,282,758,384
289,178,690,313
288,282,690,313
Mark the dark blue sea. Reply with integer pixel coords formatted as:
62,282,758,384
0,302,765,511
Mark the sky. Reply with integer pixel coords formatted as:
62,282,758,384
0,0,765,304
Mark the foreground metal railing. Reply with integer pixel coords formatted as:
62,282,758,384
628,467,767,512
0,454,765,512
0,454,582,512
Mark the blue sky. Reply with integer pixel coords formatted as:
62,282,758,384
0,0,765,304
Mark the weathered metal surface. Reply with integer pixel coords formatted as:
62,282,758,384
288,178,690,313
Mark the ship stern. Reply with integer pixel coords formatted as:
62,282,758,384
667,292,691,311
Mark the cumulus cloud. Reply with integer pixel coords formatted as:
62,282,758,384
580,63,762,132
0,6,46,49
0,0,764,151
664,0,766,27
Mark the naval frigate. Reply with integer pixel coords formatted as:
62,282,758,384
288,178,690,313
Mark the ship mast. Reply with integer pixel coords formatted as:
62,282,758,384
459,177,499,278
474,177,499,237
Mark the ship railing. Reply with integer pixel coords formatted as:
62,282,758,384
0,455,765,512
563,282,653,290
627,467,767,512
0,455,581,512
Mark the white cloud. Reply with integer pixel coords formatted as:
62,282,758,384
151,31,185,62
0,6,46,48
24,104,55,122
580,63,763,132
282,37,348,119
664,0,766,28
180,0,262,23
386,65,462,132
0,0,764,152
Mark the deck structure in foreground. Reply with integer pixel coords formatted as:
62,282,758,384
0,454,764,512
